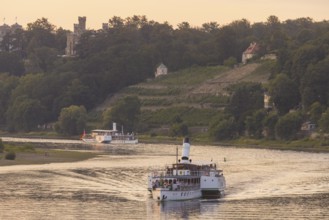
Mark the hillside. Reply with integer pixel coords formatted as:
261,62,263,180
99,61,272,112
95,61,273,136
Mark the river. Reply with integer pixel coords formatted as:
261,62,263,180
0,141,328,219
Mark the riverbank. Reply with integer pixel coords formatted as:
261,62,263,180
220,138,329,153
0,142,101,166
1,134,329,167
139,135,329,153
0,150,99,166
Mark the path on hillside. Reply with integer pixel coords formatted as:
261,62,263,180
191,63,261,95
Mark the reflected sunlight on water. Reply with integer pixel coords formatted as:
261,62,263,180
0,142,328,219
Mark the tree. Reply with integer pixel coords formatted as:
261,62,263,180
6,96,46,132
0,52,25,76
0,28,26,53
209,117,236,141
290,44,326,83
263,111,279,139
215,26,237,63
26,46,59,73
275,112,303,140
226,82,264,133
269,74,300,115
102,96,141,132
64,79,95,110
301,57,329,108
26,18,56,48
264,15,288,51
170,123,189,137
55,105,87,135
245,109,267,138
308,102,325,124
208,112,236,140
0,74,19,125
55,27,70,52
319,108,329,133
0,138,4,153
177,22,191,30
109,16,125,29
226,82,264,119
201,22,219,33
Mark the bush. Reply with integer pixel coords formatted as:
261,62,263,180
5,152,16,160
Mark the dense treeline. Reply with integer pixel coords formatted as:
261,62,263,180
0,15,329,138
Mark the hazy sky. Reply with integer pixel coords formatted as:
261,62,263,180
2,0,329,30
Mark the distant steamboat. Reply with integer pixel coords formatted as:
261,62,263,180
148,138,226,201
81,123,138,144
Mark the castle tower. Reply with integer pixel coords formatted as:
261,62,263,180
78,16,86,33
65,16,87,56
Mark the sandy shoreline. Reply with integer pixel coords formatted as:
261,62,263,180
0,149,100,166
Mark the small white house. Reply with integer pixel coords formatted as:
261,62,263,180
155,63,168,77
264,92,272,109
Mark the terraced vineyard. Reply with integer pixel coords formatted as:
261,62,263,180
96,61,273,135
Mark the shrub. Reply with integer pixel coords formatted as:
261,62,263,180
5,152,16,160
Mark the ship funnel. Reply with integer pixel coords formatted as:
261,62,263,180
113,122,117,131
181,137,190,162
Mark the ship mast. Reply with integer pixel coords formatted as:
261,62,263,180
176,146,178,175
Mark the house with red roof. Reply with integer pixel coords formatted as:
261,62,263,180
242,42,260,64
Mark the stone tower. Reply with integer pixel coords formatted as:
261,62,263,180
65,16,87,56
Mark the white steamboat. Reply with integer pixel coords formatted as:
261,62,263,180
148,138,226,201
81,123,138,144
81,129,112,144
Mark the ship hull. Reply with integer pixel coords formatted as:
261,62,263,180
152,188,202,201
201,189,225,199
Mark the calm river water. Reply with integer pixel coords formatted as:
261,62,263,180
0,142,328,219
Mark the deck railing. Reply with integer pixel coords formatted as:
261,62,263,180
150,169,221,177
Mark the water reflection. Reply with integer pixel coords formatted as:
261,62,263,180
161,200,201,219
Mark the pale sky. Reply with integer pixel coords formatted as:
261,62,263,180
2,0,329,30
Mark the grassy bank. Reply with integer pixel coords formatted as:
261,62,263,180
217,138,329,153
139,135,329,153
0,143,100,166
